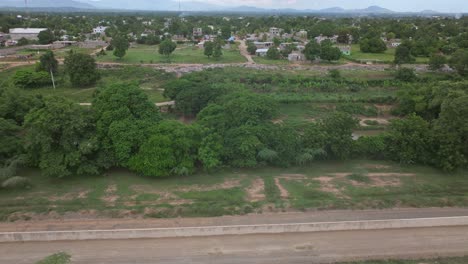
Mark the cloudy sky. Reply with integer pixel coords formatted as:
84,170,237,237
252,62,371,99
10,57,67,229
179,0,467,12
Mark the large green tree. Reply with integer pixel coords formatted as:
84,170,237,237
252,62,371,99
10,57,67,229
24,97,103,178
0,118,21,162
431,96,468,171
384,114,431,165
266,47,280,60
111,35,130,59
129,121,200,177
37,50,58,74
158,39,177,58
360,38,387,53
394,43,415,64
92,83,161,167
320,112,358,160
204,41,214,57
64,51,100,87
37,29,54,44
304,41,321,61
449,49,468,76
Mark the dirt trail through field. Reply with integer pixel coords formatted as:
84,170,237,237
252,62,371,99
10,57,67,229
238,40,255,64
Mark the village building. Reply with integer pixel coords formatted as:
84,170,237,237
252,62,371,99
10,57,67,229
314,34,338,44
337,45,351,56
255,48,269,57
0,32,7,46
254,41,273,49
193,28,203,37
297,29,308,39
93,26,108,35
164,18,173,29
9,28,47,40
78,40,107,49
172,34,187,42
269,27,281,37
387,39,402,47
288,52,306,62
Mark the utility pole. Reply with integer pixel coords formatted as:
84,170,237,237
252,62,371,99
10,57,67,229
50,69,56,90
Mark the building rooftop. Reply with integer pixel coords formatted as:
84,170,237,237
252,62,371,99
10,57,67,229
9,28,47,34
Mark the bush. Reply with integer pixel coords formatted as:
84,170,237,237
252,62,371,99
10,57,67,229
36,252,71,264
347,173,371,183
13,70,51,88
395,67,417,82
2,176,31,189
336,103,379,116
364,120,379,126
328,69,341,79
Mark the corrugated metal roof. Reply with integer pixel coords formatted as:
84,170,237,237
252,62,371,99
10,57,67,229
9,28,47,34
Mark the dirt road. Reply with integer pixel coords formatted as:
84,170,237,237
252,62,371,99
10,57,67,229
238,40,255,64
2,226,468,264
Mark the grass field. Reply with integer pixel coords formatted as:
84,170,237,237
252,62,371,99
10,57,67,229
340,257,468,264
1,160,467,221
345,44,429,63
1,65,174,103
96,44,246,64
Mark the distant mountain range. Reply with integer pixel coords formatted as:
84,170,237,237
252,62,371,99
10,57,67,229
1,0,94,9
0,0,448,14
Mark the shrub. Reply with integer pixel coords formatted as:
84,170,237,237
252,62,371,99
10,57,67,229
13,70,50,88
336,103,379,116
328,69,341,79
347,173,371,183
2,176,31,189
36,252,71,264
364,120,379,126
395,68,417,82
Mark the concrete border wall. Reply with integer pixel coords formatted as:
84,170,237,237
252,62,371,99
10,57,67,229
1,216,468,243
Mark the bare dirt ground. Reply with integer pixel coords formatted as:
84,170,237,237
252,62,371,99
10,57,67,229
2,225,468,264
359,117,391,127
246,178,266,202
238,40,255,64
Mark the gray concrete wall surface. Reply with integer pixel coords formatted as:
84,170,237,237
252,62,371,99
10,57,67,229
1,216,468,243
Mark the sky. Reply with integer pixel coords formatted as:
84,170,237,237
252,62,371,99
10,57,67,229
179,0,468,12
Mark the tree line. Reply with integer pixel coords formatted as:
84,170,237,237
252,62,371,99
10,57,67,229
2,68,467,180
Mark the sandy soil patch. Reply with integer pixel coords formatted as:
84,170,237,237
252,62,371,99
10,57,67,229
275,178,289,198
359,117,390,127
175,178,242,192
49,190,90,202
102,184,119,206
279,174,307,180
246,178,265,202
367,173,415,177
315,176,348,198
362,164,391,169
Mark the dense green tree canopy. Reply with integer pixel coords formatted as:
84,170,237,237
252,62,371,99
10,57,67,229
92,83,161,167
64,52,100,87
24,97,103,178
360,38,387,53
111,35,130,59
129,121,200,177
37,29,54,44
37,51,59,74
158,39,177,57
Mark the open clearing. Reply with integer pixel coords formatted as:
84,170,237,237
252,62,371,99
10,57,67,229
2,160,468,221
96,44,247,64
